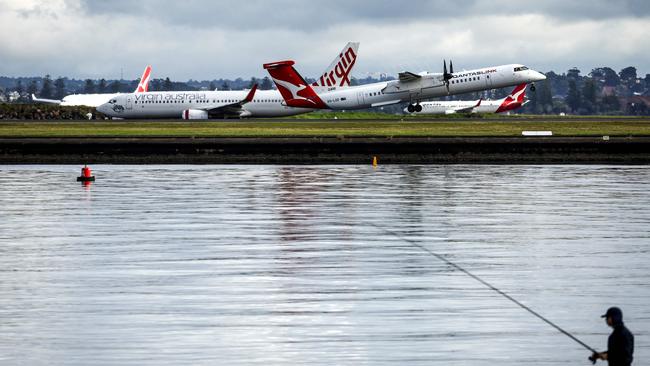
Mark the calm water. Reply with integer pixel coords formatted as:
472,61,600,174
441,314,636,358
0,165,648,365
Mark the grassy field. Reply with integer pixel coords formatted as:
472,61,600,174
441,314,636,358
1,117,650,138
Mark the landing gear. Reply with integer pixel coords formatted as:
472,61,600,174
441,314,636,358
407,103,423,113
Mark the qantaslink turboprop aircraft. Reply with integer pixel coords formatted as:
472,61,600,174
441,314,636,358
263,59,545,112
97,42,359,119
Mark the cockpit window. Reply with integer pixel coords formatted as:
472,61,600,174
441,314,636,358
109,99,117,104
514,66,529,72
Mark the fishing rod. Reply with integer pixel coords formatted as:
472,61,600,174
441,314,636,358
374,225,598,356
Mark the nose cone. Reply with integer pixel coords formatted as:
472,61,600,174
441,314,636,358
531,70,546,82
96,103,111,115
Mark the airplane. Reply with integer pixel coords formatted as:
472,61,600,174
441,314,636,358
31,66,152,107
96,42,360,119
263,59,546,112
406,83,529,115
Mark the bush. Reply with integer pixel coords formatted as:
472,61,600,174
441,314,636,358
0,104,105,120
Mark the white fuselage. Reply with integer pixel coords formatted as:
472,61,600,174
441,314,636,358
411,100,505,115
318,64,544,110
97,90,312,119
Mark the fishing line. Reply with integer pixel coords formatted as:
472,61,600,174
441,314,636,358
372,224,597,354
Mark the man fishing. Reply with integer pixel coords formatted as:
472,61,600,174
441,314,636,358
590,307,634,365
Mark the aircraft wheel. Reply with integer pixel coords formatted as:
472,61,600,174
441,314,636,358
530,84,536,92
407,104,415,113
415,104,423,112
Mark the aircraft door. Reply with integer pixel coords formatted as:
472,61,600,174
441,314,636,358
126,96,133,110
485,75,493,89
357,91,365,105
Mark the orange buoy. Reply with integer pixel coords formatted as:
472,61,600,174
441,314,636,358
77,165,95,182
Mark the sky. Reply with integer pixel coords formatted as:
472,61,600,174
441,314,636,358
0,0,649,81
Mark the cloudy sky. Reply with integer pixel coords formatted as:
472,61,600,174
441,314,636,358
1,0,649,80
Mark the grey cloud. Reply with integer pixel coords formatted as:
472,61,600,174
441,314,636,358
1,1,648,79
74,0,650,31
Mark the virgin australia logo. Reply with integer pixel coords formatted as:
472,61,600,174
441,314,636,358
112,104,125,113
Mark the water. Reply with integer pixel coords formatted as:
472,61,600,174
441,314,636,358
0,165,648,365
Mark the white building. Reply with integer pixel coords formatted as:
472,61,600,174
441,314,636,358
8,91,21,102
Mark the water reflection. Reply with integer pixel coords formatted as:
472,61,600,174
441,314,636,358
0,165,648,366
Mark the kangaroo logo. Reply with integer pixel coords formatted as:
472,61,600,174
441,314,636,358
274,79,319,106
112,104,125,113
507,86,526,102
502,84,527,108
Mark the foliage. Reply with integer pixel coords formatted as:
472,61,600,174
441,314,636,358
0,104,102,120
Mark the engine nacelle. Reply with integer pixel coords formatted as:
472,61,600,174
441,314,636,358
444,110,457,115
182,109,209,120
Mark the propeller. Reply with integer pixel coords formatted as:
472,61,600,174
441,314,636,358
443,60,455,93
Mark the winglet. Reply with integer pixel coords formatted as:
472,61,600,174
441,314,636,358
243,84,258,103
31,94,62,105
475,98,482,107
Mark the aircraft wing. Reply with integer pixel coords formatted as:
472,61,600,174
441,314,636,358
452,99,482,113
31,94,62,105
398,72,422,83
204,84,258,117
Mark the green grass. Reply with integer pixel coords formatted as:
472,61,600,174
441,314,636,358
1,119,650,138
290,111,647,121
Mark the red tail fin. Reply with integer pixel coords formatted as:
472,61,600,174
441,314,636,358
263,61,328,109
496,83,527,113
135,65,152,93
510,83,527,103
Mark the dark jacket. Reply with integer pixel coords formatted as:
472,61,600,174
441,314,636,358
607,313,634,366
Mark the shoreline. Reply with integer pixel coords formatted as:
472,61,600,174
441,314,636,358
2,136,650,164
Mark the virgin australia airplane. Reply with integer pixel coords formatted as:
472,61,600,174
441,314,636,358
263,59,545,112
31,65,152,107
97,42,360,119
406,83,529,115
